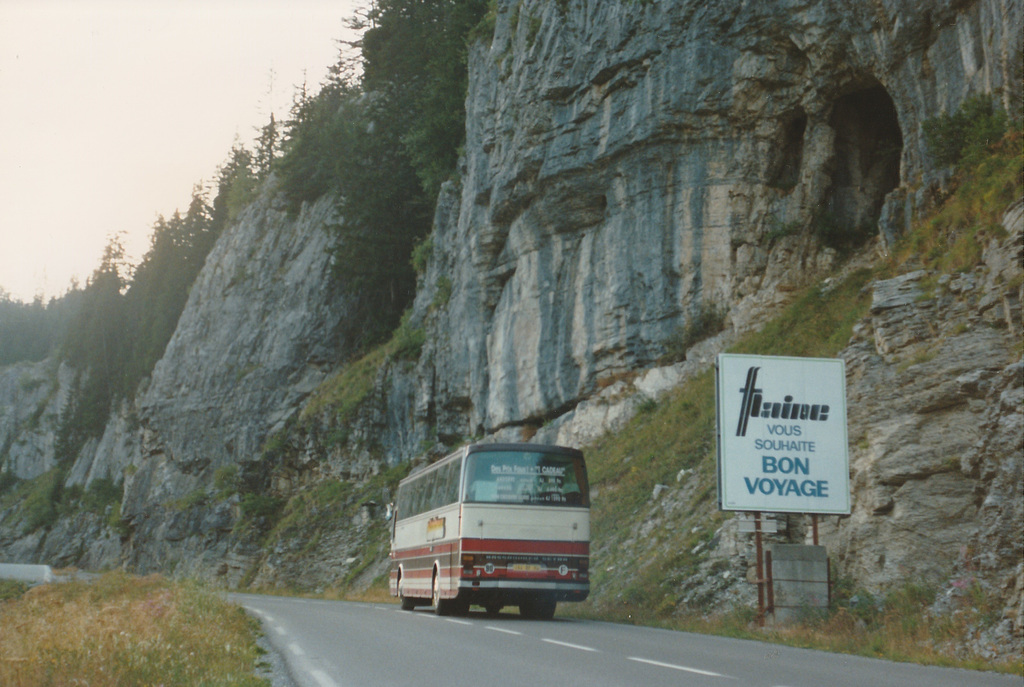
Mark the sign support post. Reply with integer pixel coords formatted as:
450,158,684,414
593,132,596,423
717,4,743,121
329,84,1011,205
753,511,765,625
716,353,851,624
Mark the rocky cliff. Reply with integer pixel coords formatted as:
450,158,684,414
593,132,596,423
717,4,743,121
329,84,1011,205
0,360,71,482
408,0,1019,439
0,192,359,577
0,0,1021,658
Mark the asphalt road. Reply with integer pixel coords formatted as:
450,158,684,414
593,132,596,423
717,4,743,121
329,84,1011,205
231,594,1021,687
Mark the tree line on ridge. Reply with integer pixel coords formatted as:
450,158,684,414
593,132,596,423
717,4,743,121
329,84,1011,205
0,0,489,465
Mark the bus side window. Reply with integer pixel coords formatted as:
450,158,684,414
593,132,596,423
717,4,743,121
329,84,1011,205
425,471,440,513
410,472,430,516
442,461,459,506
434,466,450,511
426,469,441,512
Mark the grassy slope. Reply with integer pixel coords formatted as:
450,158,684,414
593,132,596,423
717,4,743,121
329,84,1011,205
580,266,876,619
0,572,269,686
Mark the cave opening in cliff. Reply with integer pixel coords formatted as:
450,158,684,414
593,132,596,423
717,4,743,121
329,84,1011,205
823,83,903,246
768,108,807,190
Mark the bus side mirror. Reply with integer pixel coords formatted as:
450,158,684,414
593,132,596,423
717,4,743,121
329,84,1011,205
384,503,395,522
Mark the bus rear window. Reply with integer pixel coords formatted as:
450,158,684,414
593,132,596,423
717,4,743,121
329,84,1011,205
463,450,589,507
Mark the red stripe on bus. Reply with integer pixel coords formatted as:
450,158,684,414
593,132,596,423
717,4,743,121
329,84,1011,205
460,539,589,556
399,568,457,580
391,542,458,560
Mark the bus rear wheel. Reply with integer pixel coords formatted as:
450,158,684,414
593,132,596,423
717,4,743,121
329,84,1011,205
520,598,556,620
432,571,454,616
398,573,416,610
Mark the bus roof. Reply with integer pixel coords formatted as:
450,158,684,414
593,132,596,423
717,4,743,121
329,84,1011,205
464,442,582,457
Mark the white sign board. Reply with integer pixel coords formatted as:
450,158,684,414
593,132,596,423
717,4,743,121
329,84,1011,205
716,354,850,514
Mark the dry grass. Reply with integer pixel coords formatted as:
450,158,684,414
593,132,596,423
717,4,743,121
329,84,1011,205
0,571,268,687
891,128,1022,275
332,582,395,605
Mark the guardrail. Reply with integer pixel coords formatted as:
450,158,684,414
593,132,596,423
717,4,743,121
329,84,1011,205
0,563,57,584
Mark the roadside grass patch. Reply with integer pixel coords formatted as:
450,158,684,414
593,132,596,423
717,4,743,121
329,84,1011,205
731,267,875,358
300,309,425,430
587,371,717,533
0,579,28,602
0,571,269,686
891,127,1022,276
301,345,390,426
264,478,353,543
240,461,411,591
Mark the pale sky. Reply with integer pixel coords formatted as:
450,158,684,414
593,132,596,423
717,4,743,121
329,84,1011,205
0,0,365,302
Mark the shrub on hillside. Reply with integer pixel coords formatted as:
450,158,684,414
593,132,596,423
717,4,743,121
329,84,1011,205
662,304,727,362
922,95,1009,168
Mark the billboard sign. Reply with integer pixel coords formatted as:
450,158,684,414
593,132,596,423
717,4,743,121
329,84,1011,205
716,354,850,514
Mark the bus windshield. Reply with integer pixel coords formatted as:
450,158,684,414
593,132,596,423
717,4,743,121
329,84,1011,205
462,450,589,507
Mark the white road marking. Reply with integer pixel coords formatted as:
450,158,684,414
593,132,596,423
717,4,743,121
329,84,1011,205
444,618,473,626
289,642,306,657
485,626,523,636
310,669,339,687
543,638,599,652
274,625,287,636
628,656,730,678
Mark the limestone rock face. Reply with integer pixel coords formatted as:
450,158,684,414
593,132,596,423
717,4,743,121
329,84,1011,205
821,200,1024,645
139,195,348,472
413,0,1022,438
0,360,72,480
113,192,355,575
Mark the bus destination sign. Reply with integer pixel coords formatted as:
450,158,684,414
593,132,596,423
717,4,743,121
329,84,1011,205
716,353,850,515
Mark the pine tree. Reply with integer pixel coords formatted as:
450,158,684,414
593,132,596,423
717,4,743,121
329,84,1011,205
254,113,279,179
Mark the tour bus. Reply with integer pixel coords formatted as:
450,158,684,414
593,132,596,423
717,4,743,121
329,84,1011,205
388,443,590,619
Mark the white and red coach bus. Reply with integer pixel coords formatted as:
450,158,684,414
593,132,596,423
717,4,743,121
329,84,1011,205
388,443,590,619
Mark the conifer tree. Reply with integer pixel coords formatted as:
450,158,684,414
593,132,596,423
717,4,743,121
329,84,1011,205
274,0,487,345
